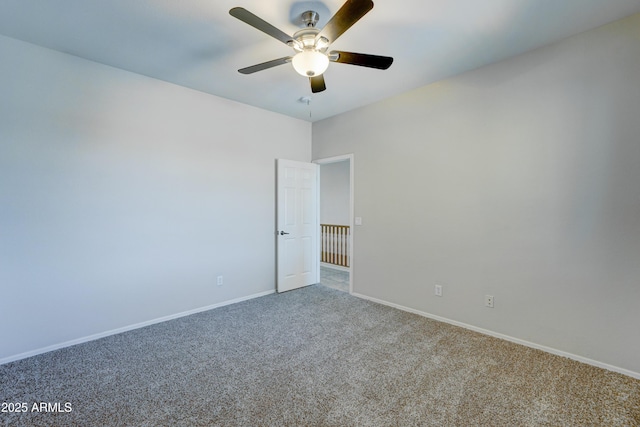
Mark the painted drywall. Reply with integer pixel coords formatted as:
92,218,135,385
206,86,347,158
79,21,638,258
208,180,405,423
320,161,350,225
313,14,640,375
0,35,311,361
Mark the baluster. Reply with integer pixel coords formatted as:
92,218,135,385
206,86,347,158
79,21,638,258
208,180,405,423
340,227,345,266
331,226,335,265
346,226,350,267
321,225,324,263
337,226,342,266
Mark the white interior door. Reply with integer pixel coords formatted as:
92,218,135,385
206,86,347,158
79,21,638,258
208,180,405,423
277,159,319,293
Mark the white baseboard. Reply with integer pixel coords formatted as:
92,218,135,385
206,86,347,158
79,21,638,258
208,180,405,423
352,292,640,380
0,290,275,366
320,262,350,272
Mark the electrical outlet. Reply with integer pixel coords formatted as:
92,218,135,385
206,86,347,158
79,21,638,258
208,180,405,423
485,295,494,308
217,276,223,286
434,284,443,297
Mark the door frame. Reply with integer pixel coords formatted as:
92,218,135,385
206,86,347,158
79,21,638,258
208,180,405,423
313,154,354,294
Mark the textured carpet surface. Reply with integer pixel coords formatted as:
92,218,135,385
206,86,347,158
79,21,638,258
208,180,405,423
1,285,639,426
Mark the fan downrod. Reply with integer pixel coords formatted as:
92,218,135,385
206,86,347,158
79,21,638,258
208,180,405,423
300,10,319,28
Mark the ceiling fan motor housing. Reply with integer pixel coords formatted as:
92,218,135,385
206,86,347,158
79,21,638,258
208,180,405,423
291,27,328,51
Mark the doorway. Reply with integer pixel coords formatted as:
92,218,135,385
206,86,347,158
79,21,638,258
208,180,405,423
314,155,353,293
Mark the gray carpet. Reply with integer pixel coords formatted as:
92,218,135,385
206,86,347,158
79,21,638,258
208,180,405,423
1,285,639,426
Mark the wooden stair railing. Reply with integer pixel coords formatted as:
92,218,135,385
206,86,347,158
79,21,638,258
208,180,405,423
320,224,350,268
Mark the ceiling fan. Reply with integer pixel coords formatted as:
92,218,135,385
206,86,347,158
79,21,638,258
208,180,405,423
229,0,393,93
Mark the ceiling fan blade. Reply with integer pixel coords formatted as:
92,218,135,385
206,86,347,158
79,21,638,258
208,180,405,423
317,0,374,45
310,75,326,93
330,51,393,70
238,57,292,74
229,7,294,46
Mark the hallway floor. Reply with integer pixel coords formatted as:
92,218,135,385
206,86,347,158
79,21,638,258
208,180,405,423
320,266,349,292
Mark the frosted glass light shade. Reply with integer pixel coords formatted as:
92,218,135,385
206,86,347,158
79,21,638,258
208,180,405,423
292,50,329,77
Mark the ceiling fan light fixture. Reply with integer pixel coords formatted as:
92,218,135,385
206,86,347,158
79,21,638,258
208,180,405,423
292,50,329,77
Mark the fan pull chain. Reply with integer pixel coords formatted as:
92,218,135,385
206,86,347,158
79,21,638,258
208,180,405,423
299,96,313,120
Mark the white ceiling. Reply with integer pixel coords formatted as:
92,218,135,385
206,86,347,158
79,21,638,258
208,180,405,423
2,0,640,122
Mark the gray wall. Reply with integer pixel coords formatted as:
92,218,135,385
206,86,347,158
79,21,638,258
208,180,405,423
313,14,640,375
0,35,311,361
320,161,350,225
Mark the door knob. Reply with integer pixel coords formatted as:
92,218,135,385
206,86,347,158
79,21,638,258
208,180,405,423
279,231,290,235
